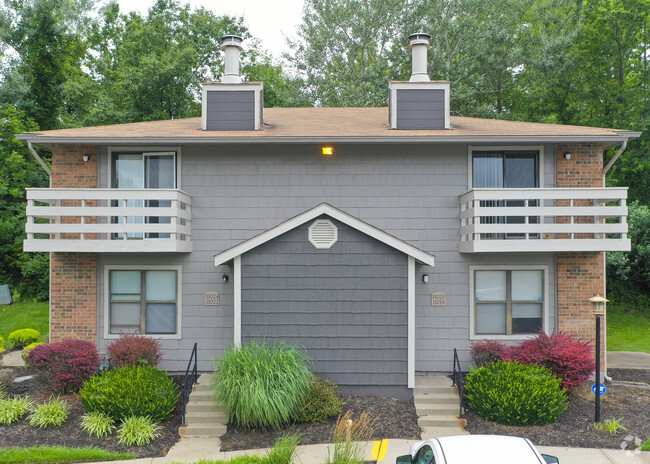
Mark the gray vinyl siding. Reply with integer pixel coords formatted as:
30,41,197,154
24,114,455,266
396,89,445,130
96,142,557,376
240,219,408,394
205,90,255,131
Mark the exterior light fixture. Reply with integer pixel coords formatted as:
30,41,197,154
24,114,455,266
422,274,429,283
83,154,90,162
588,294,608,423
222,274,229,283
563,152,571,160
322,146,334,156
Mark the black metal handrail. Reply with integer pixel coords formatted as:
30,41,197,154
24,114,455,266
452,348,465,417
181,342,198,426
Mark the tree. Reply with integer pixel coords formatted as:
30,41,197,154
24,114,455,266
0,104,49,300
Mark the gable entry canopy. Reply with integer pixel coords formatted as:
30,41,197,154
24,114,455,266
213,203,436,389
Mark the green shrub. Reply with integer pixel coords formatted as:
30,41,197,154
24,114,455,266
213,340,312,429
117,416,160,446
292,375,342,423
0,335,4,354
8,329,40,349
464,361,567,426
80,411,116,438
0,396,31,425
78,365,178,422
29,396,68,427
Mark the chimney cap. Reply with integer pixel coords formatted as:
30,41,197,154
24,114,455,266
409,32,431,48
221,35,243,51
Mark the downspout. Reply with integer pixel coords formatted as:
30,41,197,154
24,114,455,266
28,142,52,187
602,139,628,382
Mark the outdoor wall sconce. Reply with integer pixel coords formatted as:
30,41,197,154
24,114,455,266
563,152,571,160
422,274,429,283
322,146,334,156
222,274,229,283
82,154,90,162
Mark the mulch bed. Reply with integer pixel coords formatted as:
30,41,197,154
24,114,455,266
464,369,650,449
219,395,420,451
1,360,648,457
0,366,182,458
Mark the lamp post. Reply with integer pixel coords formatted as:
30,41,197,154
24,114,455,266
589,294,608,423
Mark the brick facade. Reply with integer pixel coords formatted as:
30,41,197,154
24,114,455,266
556,143,606,371
50,144,98,342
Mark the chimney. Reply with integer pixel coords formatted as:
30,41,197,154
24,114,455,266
388,32,450,130
221,35,243,83
201,35,264,131
409,33,431,82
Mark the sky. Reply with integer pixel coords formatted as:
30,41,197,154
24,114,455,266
116,0,306,59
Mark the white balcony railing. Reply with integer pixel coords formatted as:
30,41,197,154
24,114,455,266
459,188,630,253
24,188,192,253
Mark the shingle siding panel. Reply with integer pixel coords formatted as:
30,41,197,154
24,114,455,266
396,89,446,130
205,90,254,130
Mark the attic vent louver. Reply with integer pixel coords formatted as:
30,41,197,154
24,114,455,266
309,219,338,249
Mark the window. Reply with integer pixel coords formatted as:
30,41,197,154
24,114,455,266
108,269,180,336
473,269,544,336
110,151,177,239
414,444,435,464
472,150,539,239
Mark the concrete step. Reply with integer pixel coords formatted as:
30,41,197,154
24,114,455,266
414,375,452,388
414,394,459,406
185,411,228,424
414,386,457,395
185,401,221,413
179,423,227,437
416,405,459,416
188,390,214,401
417,415,467,428
420,426,470,439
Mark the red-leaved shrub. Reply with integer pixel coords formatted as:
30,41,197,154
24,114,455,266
106,333,162,368
25,339,100,393
504,331,595,390
471,340,507,367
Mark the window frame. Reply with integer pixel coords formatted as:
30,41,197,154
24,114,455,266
107,146,182,190
103,265,182,340
469,265,548,341
467,145,544,190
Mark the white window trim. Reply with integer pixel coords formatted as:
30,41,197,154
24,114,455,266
107,146,182,190
467,145,544,190
469,264,549,341
103,264,183,340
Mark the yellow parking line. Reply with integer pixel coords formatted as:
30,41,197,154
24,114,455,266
371,439,390,461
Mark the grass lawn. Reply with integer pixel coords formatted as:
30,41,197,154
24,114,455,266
607,310,650,353
0,300,49,344
0,446,134,464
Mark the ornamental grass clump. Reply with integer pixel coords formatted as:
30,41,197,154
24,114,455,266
117,416,160,446
78,365,178,422
0,396,31,425
213,340,312,429
465,361,567,426
80,411,116,438
28,396,68,428
8,328,40,349
327,411,376,464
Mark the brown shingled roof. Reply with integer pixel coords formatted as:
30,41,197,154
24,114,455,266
17,107,638,142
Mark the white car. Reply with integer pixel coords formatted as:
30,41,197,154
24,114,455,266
396,435,559,464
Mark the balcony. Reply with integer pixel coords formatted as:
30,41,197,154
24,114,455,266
24,189,192,253
459,188,630,253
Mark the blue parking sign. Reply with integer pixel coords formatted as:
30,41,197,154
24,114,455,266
592,383,606,396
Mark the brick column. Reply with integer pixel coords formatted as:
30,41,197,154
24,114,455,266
50,144,98,342
556,143,605,371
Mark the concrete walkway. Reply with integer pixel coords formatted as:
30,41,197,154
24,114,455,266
608,351,650,370
0,349,24,367
88,438,650,464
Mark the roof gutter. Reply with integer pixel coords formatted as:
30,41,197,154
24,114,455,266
603,139,628,179
28,142,52,186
